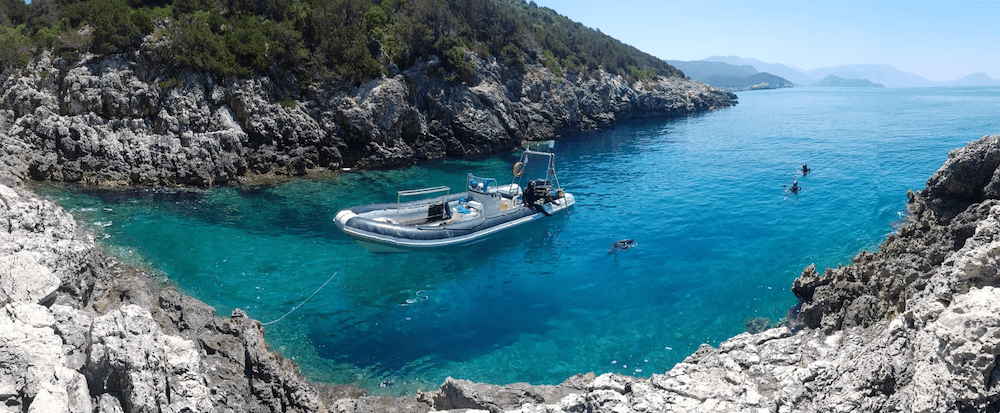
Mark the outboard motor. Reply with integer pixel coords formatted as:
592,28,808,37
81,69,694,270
524,179,555,215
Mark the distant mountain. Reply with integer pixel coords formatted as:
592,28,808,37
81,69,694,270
806,65,936,88
950,73,1000,86
703,56,818,86
699,56,999,88
814,75,884,88
667,60,793,91
665,60,757,79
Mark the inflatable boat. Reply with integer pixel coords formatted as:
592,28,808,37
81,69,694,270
334,149,575,253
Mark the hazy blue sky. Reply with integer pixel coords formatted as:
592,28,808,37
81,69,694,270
531,0,999,81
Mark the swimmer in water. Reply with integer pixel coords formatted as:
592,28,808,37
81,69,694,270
802,164,810,175
789,180,801,193
608,239,637,267
609,239,637,253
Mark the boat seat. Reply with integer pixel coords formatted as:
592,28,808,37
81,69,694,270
426,201,451,222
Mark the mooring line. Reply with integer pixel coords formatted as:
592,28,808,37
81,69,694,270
262,271,338,326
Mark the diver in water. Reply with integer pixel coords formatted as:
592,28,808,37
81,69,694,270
802,164,810,175
789,180,801,193
609,239,637,253
608,238,637,267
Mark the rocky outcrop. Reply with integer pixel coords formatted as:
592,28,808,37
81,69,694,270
0,183,426,412
0,51,736,187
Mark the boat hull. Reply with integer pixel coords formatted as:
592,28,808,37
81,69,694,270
335,193,574,253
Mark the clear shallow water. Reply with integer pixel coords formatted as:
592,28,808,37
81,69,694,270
35,86,1000,395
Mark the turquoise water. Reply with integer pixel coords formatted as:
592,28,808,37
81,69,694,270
35,86,1000,395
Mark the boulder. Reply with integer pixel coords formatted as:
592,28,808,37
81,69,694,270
0,302,91,413
0,251,59,305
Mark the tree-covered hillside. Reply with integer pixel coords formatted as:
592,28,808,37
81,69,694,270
0,0,682,84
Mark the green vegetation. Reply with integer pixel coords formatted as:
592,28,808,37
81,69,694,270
158,77,180,89
0,0,682,84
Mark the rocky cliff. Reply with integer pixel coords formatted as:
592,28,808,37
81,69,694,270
6,134,1000,412
0,50,735,187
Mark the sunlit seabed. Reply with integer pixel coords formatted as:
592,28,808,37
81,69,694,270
34,86,1000,395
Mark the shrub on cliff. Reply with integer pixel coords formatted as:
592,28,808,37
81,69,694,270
165,9,308,78
0,24,32,69
63,0,153,53
0,0,683,84
441,36,475,81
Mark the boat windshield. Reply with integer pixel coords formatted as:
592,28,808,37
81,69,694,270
467,175,498,193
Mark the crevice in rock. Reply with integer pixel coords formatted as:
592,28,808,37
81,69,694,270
986,354,1000,390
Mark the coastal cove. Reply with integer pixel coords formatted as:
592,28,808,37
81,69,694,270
34,86,1000,395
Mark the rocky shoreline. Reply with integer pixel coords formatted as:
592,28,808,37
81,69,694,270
0,50,736,188
6,133,1000,412
0,48,740,412
6,47,1000,411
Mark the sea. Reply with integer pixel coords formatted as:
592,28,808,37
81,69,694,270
33,86,1000,395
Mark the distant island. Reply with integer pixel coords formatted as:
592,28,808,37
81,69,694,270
704,56,1000,88
950,72,1000,87
814,75,885,88
666,60,794,91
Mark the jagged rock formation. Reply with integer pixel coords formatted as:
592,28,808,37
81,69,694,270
0,183,430,412
0,51,736,187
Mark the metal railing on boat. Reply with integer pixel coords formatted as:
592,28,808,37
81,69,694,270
397,186,451,223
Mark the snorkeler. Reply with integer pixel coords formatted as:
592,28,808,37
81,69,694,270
609,238,637,253
789,180,801,193
802,164,810,175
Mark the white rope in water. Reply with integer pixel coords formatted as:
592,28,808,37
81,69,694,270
262,272,338,326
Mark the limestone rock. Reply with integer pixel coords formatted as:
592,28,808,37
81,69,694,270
0,51,734,187
0,251,59,305
0,184,346,412
0,302,91,413
86,304,213,413
925,134,1000,206
422,375,590,413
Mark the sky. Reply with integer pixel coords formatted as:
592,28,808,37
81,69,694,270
530,0,1000,82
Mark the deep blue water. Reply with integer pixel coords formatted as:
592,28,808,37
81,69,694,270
35,86,1000,395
